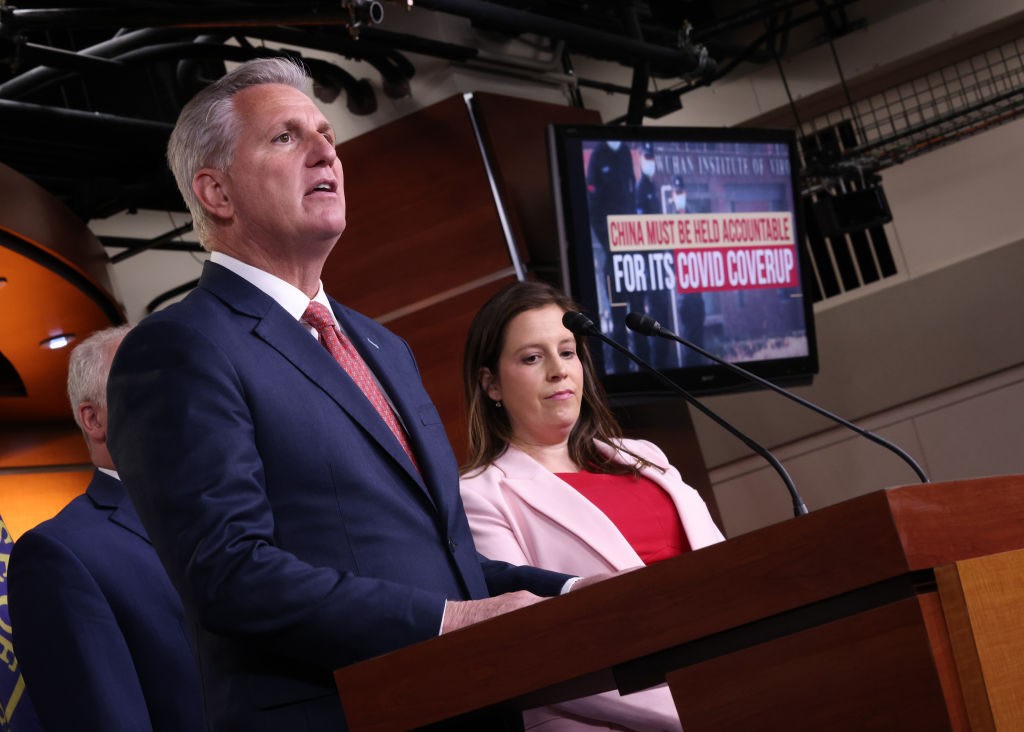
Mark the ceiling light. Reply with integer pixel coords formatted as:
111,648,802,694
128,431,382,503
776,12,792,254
40,333,75,350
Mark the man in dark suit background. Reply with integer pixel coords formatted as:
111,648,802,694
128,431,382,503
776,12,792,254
106,58,589,731
9,325,205,732
586,139,636,373
665,175,709,366
632,142,675,365
635,142,661,215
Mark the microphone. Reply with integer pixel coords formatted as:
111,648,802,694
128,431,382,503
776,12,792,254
563,311,809,517
624,311,928,483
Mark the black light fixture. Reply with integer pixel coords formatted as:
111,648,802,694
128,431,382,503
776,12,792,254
342,0,385,38
308,59,378,116
814,184,893,237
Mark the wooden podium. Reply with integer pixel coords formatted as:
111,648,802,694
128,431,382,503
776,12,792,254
334,476,1024,731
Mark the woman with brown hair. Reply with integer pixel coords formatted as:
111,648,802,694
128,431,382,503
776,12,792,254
460,280,724,731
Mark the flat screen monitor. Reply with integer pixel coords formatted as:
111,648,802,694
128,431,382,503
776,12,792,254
548,123,818,398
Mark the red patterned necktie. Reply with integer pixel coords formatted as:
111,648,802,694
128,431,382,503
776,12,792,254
302,302,419,471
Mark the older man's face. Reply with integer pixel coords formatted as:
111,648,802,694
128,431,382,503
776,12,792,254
218,83,347,252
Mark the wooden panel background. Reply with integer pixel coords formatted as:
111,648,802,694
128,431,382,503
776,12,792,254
325,95,515,317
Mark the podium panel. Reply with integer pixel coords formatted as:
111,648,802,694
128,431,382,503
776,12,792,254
334,476,1024,731
937,546,1024,730
666,596,961,731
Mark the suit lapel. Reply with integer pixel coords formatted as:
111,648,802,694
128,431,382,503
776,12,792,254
86,470,150,543
495,447,642,570
197,263,428,495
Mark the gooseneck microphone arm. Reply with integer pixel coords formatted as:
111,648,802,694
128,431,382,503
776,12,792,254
624,311,928,484
563,311,808,517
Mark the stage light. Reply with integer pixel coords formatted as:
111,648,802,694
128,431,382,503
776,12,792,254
812,184,893,238
40,333,75,350
348,0,384,25
308,61,378,115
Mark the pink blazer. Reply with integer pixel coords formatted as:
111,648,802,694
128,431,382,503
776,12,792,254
460,439,725,731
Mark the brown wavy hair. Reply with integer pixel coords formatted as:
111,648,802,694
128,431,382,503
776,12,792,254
461,280,655,477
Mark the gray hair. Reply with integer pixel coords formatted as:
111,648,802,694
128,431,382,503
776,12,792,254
166,57,311,246
67,325,132,430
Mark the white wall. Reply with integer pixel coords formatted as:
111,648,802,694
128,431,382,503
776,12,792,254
711,364,1024,536
706,239,1024,535
885,117,1024,276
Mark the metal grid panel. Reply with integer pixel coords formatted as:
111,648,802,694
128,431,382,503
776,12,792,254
792,37,1024,302
814,37,1024,169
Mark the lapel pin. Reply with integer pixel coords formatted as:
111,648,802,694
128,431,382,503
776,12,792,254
366,337,380,350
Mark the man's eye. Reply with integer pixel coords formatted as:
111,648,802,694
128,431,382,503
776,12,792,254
275,132,292,143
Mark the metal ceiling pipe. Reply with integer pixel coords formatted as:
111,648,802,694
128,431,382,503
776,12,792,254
623,5,650,126
1,5,366,32
359,27,479,63
239,26,418,96
0,97,172,137
0,27,185,98
0,38,126,74
693,0,857,39
1,0,702,75
112,41,382,113
108,220,195,263
411,0,708,76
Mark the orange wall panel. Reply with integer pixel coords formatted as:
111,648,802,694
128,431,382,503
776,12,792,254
0,470,91,540
0,426,88,469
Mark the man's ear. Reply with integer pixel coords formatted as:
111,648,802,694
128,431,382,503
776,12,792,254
193,169,233,220
78,402,105,442
479,367,501,402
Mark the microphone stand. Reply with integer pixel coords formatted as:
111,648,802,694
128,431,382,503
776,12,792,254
625,312,928,483
564,312,808,517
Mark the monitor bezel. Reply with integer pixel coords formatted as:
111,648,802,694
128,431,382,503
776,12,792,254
548,122,819,399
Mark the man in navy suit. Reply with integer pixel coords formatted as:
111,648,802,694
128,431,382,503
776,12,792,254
9,326,205,732
106,58,585,731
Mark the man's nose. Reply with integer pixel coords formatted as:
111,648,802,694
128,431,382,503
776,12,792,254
309,135,338,166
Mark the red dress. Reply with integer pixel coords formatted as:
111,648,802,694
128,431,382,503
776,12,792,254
555,471,690,564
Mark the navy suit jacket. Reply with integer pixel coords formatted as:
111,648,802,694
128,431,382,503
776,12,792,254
107,262,570,731
8,470,204,732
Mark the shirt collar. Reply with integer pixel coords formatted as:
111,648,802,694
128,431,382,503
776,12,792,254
210,251,335,326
